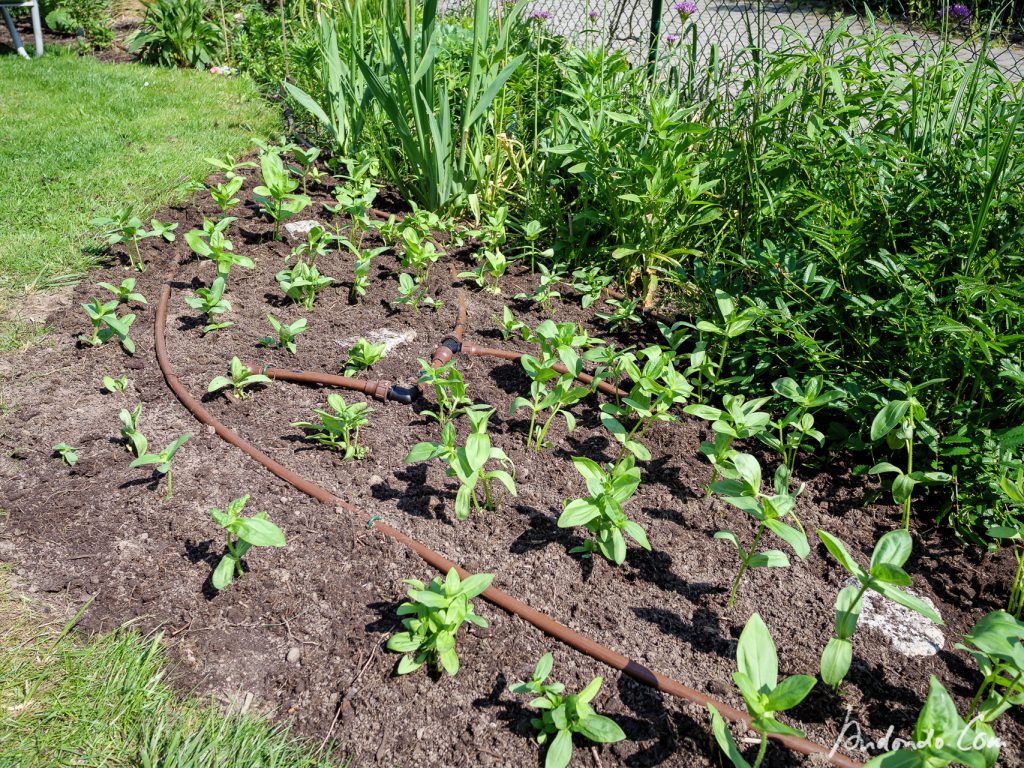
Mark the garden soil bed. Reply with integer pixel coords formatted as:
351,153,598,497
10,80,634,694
1,164,1021,767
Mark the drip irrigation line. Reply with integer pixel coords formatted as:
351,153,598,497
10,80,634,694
154,264,862,768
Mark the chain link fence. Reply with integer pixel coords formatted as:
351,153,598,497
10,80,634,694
526,0,1024,79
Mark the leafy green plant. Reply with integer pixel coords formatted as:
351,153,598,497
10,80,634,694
288,146,322,193
209,175,244,217
102,375,129,393
512,653,626,768
276,262,334,310
128,0,222,68
595,296,643,331
572,266,612,309
349,247,385,303
119,404,148,458
399,229,443,282
292,394,370,461
393,272,442,312
459,248,508,294
405,408,516,520
711,453,808,608
417,358,474,426
558,456,650,565
209,495,286,591
599,346,691,461
287,225,334,266
386,568,493,676
957,610,1024,727
130,434,190,499
185,217,253,279
516,263,565,313
259,315,307,355
496,306,535,343
98,278,147,307
79,298,136,354
685,394,771,487
761,376,844,482
685,290,759,399
343,338,386,377
868,380,949,529
708,613,816,768
864,677,1001,768
253,150,311,240
52,443,78,466
817,528,943,691
207,357,271,400
185,277,233,334
90,210,174,272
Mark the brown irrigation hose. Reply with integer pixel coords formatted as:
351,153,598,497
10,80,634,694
462,342,630,400
155,272,861,768
247,365,393,402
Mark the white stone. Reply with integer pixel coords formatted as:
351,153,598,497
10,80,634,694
283,220,324,242
843,576,944,657
337,328,417,355
286,646,302,664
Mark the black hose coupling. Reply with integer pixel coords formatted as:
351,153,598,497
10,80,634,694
441,336,462,354
387,385,421,405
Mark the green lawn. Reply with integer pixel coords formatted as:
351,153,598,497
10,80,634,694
0,47,279,289
0,574,343,768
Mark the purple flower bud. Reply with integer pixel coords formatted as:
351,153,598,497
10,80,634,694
672,0,697,15
529,9,552,22
588,8,600,19
948,2,971,23
665,32,680,44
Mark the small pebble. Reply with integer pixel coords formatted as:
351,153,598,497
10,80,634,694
286,646,302,664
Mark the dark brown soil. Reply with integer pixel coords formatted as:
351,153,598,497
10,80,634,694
1,163,1020,768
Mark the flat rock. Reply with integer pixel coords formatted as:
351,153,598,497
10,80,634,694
283,220,324,242
843,576,944,656
337,328,418,355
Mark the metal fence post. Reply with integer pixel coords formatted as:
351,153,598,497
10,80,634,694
647,0,664,77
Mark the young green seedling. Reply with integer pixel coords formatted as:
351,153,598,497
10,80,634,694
52,443,78,466
393,272,442,312
148,218,178,244
761,376,845,483
185,277,233,334
288,145,322,193
399,229,443,282
276,261,334,310
253,150,311,239
816,528,943,691
595,296,643,331
292,393,370,461
90,210,176,272
343,338,386,377
259,314,307,355
185,218,253,279
459,248,508,295
98,278,147,307
495,306,535,343
405,409,516,520
130,433,190,499
572,265,613,309
512,653,626,768
209,495,286,591
208,175,245,217
119,404,148,458
79,298,136,354
685,289,759,398
521,218,545,271
102,374,129,393
599,345,691,461
868,379,949,529
685,394,772,487
864,677,1001,768
417,358,475,426
558,455,650,565
386,568,493,676
711,453,808,608
515,263,566,313
584,343,636,401
708,613,816,768
207,357,272,400
287,224,334,266
957,609,1024,726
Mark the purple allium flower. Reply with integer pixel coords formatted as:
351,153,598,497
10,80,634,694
947,2,971,23
672,0,697,15
588,7,600,19
529,9,552,22
665,32,680,44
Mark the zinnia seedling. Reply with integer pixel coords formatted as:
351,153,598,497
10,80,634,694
185,277,233,334
130,433,190,499
276,261,334,310
515,262,565,312
52,442,78,466
417,358,475,426
292,393,370,461
708,613,816,768
392,272,442,312
79,298,136,354
208,357,272,400
185,217,253,279
558,455,650,565
386,568,493,676
253,149,310,240
816,528,943,692
459,248,508,295
343,338,386,377
119,404,148,458
90,210,175,272
259,314,306,355
208,175,244,216
956,609,1024,727
102,374,129,393
209,495,286,591
512,653,626,768
98,278,147,306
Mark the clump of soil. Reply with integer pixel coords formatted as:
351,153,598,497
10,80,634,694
1,163,1020,767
